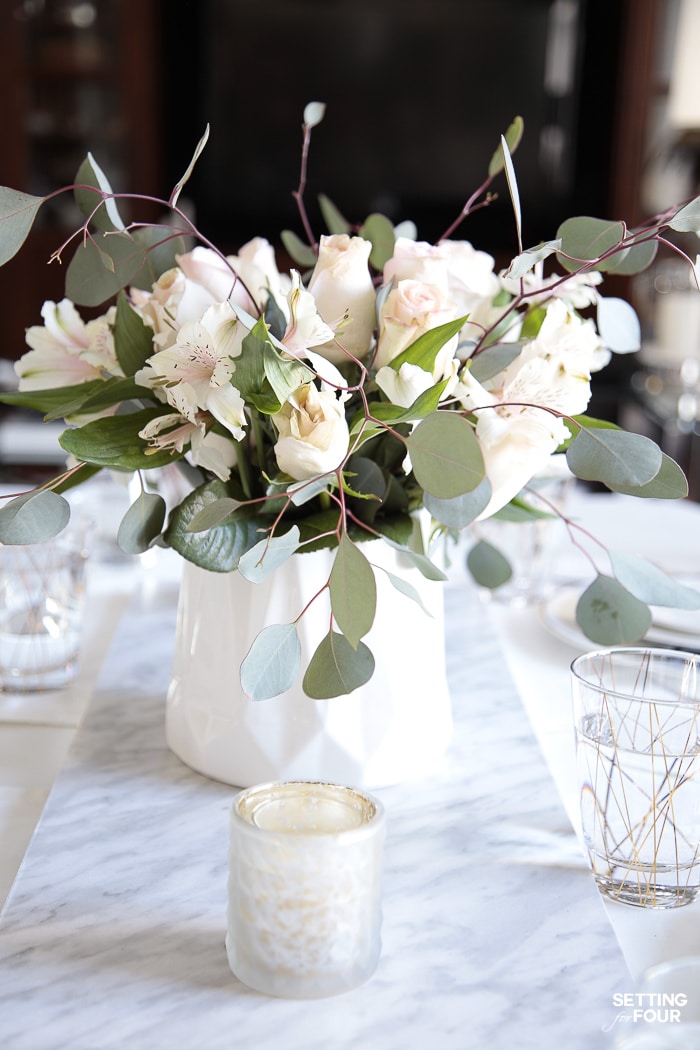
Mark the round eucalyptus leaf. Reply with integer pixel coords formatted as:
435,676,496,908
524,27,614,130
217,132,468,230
566,428,662,490
117,491,166,555
576,575,652,645
238,526,301,583
0,490,70,545
359,212,395,271
329,536,377,648
611,452,688,500
669,198,700,234
0,188,44,266
407,413,485,499
424,477,492,529
240,623,301,700
302,631,375,699
466,540,513,589
611,552,700,610
556,216,625,273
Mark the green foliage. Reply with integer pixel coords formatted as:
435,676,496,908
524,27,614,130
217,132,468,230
0,188,44,265
488,116,524,177
0,489,70,544
302,630,375,699
556,216,625,273
407,413,485,499
117,491,166,554
566,427,663,491
165,480,268,572
329,536,377,648
467,540,513,589
576,575,652,645
240,623,302,700
74,153,126,232
359,213,396,270
114,292,157,375
59,408,184,470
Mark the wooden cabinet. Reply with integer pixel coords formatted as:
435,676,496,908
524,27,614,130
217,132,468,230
0,0,162,361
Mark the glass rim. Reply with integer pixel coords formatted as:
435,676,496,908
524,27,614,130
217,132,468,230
230,779,385,842
571,646,700,707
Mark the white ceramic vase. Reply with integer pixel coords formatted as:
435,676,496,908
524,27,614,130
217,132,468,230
165,538,453,788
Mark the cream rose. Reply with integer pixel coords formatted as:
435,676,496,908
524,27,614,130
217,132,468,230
375,279,459,370
272,383,350,481
307,235,376,363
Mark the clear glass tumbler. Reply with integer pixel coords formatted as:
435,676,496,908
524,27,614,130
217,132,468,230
226,780,385,998
572,648,700,908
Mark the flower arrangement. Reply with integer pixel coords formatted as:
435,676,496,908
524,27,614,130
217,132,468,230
1,102,700,699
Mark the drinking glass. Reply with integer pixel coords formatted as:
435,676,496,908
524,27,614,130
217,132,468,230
571,648,700,908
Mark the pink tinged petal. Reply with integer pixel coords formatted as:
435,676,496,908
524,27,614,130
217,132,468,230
41,299,91,348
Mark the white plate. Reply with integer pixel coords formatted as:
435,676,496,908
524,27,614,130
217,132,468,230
540,587,700,653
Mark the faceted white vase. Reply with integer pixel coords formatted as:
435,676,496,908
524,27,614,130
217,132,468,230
165,538,452,788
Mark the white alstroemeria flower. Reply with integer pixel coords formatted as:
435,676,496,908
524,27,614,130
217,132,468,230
138,412,237,482
16,299,120,390
281,271,336,355
272,383,350,481
136,302,248,441
188,429,238,481
139,412,200,455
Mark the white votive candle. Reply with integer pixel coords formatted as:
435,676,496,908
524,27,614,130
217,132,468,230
226,780,385,998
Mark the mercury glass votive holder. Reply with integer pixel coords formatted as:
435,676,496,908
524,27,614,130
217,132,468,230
226,780,386,998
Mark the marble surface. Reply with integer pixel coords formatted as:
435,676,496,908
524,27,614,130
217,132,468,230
2,490,700,1049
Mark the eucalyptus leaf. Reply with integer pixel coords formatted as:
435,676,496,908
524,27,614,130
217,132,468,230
288,475,334,507
74,153,125,232
164,480,268,572
602,237,657,275
318,193,351,234
170,124,210,208
281,229,317,268
302,630,375,699
576,574,652,645
240,623,302,700
504,240,561,280
566,428,662,490
129,226,187,291
382,539,447,581
488,116,524,177
468,343,523,383
500,134,522,251
329,535,377,648
597,297,641,353
611,452,688,499
358,213,395,270
669,198,700,234
65,232,145,307
0,490,70,544
611,552,700,609
117,491,166,554
238,526,301,583
0,188,44,266
424,477,492,529
466,540,513,589
186,497,241,532
382,569,433,616
406,413,485,499
556,216,625,273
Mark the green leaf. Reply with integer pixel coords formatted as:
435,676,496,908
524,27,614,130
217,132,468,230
488,116,524,177
382,568,433,616
164,480,268,572
117,491,166,554
302,630,375,699
566,428,662,490
610,552,700,609
504,240,561,280
263,341,313,406
74,153,125,232
47,376,154,421
611,452,688,499
381,539,447,581
602,237,658,275
468,343,523,383
500,133,522,251
0,489,70,544
329,535,377,648
467,540,513,589
358,213,395,271
281,229,317,268
668,197,700,234
388,316,467,374
0,187,44,266
424,476,492,529
556,216,625,274
58,407,184,470
114,291,156,375
597,297,641,353
303,101,326,128
0,379,105,417
65,232,145,307
318,193,351,235
240,623,302,700
238,525,301,583
129,226,187,292
368,379,450,425
186,497,242,532
170,124,210,208
576,574,652,645
406,412,485,498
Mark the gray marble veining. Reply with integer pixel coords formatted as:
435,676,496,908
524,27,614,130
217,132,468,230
0,578,629,1050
